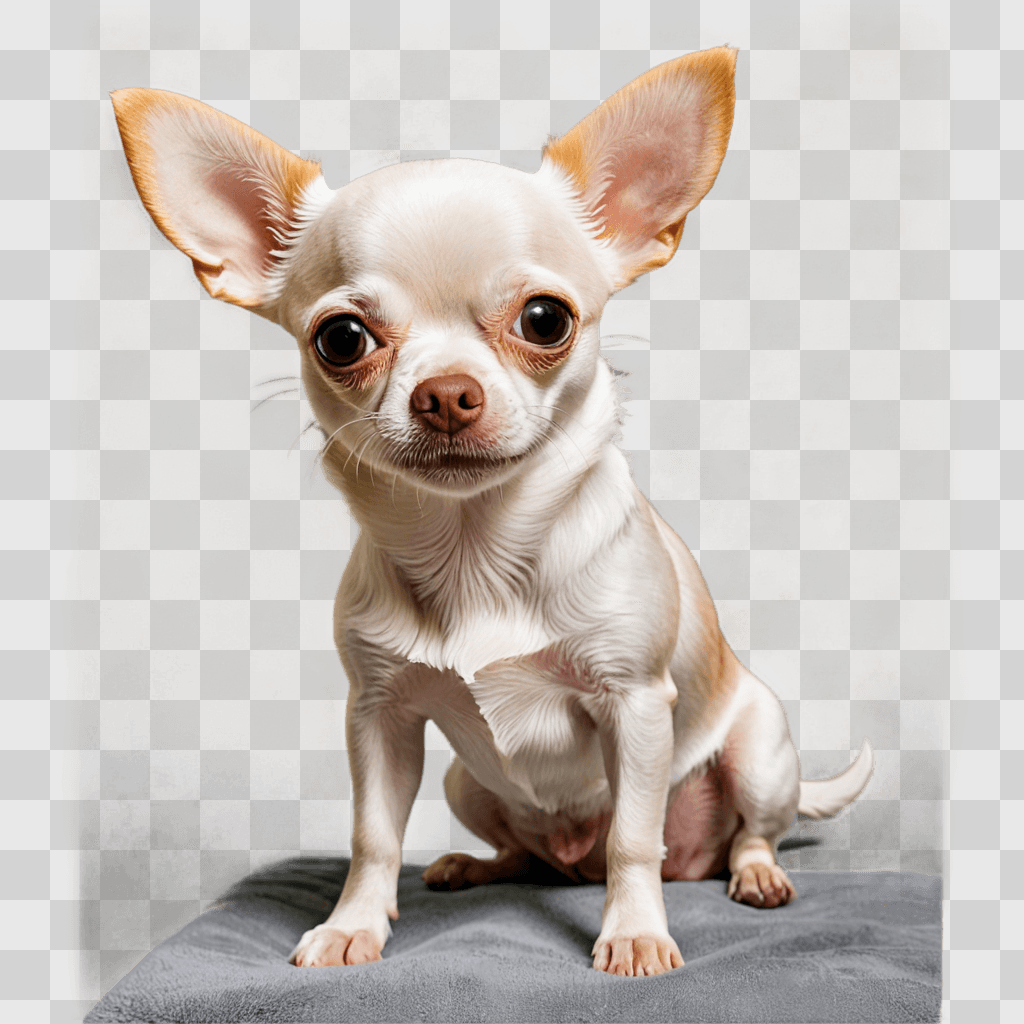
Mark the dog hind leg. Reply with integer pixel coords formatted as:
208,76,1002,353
422,756,532,889
726,829,797,908
722,670,801,909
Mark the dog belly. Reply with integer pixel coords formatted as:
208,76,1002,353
661,763,739,881
530,764,739,883
459,763,738,886
532,764,738,884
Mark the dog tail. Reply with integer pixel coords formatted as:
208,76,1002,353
797,738,875,820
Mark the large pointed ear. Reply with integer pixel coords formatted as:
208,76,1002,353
543,46,736,287
110,88,325,314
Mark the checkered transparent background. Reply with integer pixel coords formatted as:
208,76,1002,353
1,0,1021,1019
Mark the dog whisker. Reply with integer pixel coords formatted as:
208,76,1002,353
351,431,378,485
289,418,323,458
251,387,300,413
554,422,594,469
315,415,381,474
523,404,603,461
523,407,590,471
523,411,573,476
337,423,380,478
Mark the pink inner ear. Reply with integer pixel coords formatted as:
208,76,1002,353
202,164,281,280
597,120,707,255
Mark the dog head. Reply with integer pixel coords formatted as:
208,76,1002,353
113,47,735,498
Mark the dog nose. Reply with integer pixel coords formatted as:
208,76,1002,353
410,374,485,435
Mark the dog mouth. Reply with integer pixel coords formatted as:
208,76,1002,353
385,433,535,483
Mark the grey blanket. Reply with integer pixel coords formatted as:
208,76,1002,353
85,858,940,1023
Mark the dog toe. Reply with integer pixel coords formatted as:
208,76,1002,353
422,852,475,890
729,863,796,909
289,925,383,967
593,934,684,976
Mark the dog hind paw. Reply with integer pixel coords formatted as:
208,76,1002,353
421,852,486,890
422,849,530,890
728,863,796,909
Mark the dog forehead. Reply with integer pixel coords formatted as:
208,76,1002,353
312,159,610,313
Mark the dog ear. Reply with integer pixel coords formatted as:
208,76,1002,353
111,88,325,316
542,46,736,287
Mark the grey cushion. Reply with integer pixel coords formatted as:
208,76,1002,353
85,857,941,1023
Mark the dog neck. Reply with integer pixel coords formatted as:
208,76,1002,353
325,360,635,630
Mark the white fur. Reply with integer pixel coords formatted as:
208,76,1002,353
116,51,874,978
798,739,874,819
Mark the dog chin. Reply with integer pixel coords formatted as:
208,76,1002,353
388,441,537,495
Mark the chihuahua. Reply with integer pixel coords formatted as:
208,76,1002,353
112,45,873,977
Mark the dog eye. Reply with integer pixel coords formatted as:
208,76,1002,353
515,297,573,347
313,315,377,367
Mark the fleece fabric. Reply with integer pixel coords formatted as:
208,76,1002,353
85,857,941,1023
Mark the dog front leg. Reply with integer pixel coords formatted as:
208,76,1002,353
290,681,425,967
591,673,684,976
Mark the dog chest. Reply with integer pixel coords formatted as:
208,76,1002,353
421,652,609,814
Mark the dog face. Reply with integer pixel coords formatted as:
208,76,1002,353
112,47,736,496
278,158,616,495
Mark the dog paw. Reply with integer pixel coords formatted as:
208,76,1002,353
592,935,684,976
288,925,383,967
728,863,797,909
421,852,482,890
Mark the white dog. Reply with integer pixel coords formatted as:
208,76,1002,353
113,45,873,977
